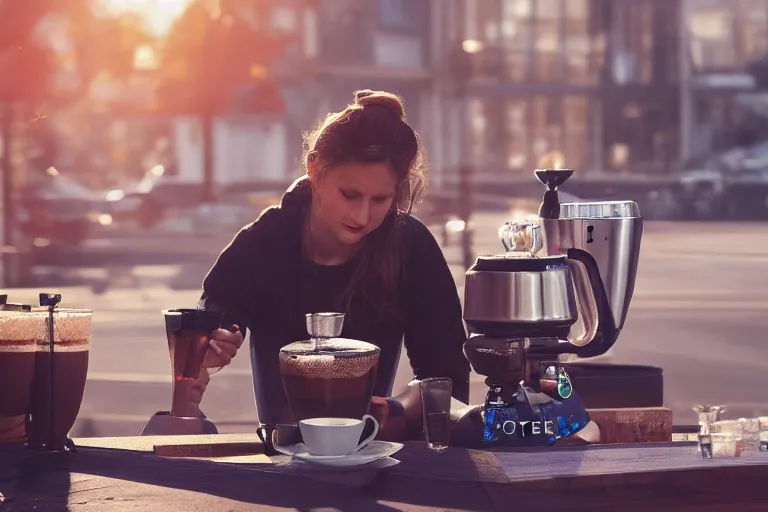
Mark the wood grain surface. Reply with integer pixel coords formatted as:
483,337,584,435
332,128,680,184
588,407,673,444
2,436,767,511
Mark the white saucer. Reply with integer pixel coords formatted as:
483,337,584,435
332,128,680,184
273,441,404,467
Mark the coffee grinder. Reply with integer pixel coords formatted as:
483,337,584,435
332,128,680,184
461,169,643,447
141,308,224,436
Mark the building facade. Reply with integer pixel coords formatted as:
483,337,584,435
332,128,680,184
453,0,683,178
683,0,768,159
271,0,438,177
228,0,768,183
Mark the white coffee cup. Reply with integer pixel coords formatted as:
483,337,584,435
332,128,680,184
298,415,379,456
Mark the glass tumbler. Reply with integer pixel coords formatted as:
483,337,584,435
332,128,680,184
420,378,452,452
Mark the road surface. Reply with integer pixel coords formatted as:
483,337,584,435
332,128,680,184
5,212,768,436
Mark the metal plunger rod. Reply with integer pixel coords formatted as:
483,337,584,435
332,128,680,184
39,293,62,451
47,307,55,450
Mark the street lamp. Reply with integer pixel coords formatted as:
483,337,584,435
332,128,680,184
462,39,484,55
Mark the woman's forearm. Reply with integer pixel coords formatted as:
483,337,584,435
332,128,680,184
376,379,472,442
375,381,420,441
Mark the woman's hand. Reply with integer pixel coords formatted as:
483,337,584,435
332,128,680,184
370,396,413,441
203,324,244,371
181,326,243,417
184,370,211,417
370,396,391,431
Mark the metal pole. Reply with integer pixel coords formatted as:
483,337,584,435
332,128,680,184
1,104,14,287
201,20,216,203
453,41,474,270
679,0,693,163
459,120,474,270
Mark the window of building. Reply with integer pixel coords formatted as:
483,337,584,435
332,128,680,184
469,98,506,171
530,95,563,164
464,0,480,41
689,8,738,70
564,0,596,85
663,2,681,83
469,98,487,168
504,100,529,170
373,33,423,68
533,0,562,83
628,2,654,84
464,0,535,82
500,0,533,82
379,0,421,31
562,96,588,169
473,93,591,173
611,1,654,84
737,0,768,67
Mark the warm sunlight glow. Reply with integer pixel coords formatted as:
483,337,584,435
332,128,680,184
538,150,566,170
97,0,192,36
134,44,158,70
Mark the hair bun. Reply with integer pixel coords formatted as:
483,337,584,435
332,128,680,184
353,89,405,120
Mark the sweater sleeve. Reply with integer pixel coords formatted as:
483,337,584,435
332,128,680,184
199,210,279,334
401,216,471,403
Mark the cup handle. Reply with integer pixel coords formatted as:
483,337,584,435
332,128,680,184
256,425,277,456
354,414,379,452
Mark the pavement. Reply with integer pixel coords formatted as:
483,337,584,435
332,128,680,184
5,209,768,437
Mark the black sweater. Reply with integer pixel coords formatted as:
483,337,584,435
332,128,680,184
200,177,470,423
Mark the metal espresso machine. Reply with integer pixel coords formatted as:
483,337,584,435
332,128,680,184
459,169,643,448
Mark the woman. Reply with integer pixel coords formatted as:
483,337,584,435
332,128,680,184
186,90,470,434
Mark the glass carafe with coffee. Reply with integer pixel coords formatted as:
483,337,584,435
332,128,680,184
0,293,92,452
272,312,381,457
140,308,224,436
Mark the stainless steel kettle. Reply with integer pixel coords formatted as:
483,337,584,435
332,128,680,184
463,220,581,342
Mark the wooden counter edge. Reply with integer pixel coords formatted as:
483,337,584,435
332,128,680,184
587,406,673,444
72,433,265,457
483,463,768,509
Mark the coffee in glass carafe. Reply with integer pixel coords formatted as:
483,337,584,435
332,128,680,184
0,294,92,451
279,313,380,422
0,311,40,419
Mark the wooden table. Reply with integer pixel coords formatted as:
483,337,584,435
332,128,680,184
2,435,768,511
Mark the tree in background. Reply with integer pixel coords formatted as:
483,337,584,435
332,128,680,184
155,0,290,200
0,0,150,282
1,0,151,111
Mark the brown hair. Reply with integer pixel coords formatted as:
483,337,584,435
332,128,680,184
302,89,428,324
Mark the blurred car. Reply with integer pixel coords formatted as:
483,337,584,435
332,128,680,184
677,142,768,220
16,168,102,247
101,165,210,229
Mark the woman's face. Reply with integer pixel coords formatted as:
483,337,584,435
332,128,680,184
310,161,398,246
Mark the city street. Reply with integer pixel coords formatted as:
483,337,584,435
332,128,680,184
6,211,768,437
